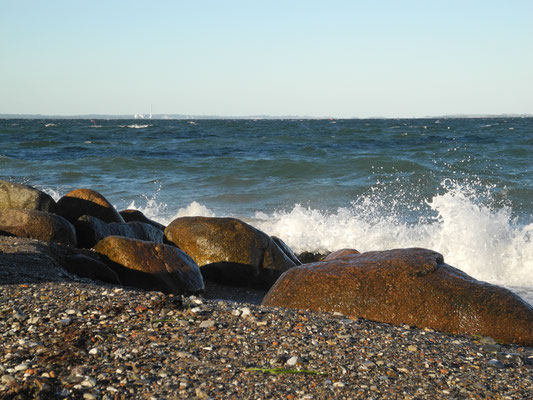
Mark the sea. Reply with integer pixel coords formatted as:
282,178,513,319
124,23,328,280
1,118,532,305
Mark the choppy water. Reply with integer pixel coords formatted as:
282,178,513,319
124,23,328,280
1,118,532,304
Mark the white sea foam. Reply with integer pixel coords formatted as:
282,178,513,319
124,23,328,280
55,179,532,305
122,124,151,129
249,181,533,304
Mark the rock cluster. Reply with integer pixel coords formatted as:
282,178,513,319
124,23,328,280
1,179,533,348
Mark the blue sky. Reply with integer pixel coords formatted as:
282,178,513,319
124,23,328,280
1,0,532,117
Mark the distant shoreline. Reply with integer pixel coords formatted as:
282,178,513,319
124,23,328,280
1,113,532,120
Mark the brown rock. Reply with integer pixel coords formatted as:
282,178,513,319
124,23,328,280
164,217,297,288
0,236,117,285
62,254,121,285
56,188,125,224
0,209,76,246
0,180,56,212
323,248,360,261
297,251,329,264
93,236,204,294
75,215,164,248
262,248,533,346
119,209,165,231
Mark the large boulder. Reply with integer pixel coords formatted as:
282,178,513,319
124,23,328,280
0,180,56,212
262,248,533,346
323,248,360,261
0,208,77,246
93,236,204,295
75,215,164,248
119,209,165,231
0,236,119,285
56,188,125,224
164,217,297,288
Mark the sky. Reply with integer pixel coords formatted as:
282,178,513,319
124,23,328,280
1,0,532,118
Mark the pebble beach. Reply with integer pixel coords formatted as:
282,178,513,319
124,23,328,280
1,239,532,399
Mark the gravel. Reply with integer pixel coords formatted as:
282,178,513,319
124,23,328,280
1,236,532,399
1,281,532,399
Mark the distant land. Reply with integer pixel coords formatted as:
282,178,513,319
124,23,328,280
0,113,532,120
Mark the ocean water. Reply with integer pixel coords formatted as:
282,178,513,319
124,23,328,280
1,118,532,304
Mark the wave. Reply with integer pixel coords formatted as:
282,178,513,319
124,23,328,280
128,181,532,304
121,124,151,129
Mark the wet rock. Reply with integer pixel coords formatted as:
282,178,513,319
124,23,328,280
0,180,56,213
297,251,328,264
0,208,76,246
488,359,505,369
262,248,533,346
271,236,302,265
62,254,121,285
165,217,297,288
93,236,204,295
56,188,125,224
323,248,360,261
119,209,165,231
75,215,164,248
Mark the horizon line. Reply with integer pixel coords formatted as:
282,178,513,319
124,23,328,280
1,112,532,120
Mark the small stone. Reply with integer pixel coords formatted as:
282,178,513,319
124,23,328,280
89,348,99,355
83,394,97,400
480,336,496,345
199,320,215,328
195,388,208,399
270,354,289,365
286,356,299,366
360,360,375,370
82,378,97,387
107,386,118,392
488,359,505,369
59,318,72,326
66,309,76,315
240,307,251,317
14,363,29,372
333,381,345,388
1,375,15,385
407,345,418,352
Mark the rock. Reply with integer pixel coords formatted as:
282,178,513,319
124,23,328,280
323,248,360,261
271,236,302,265
62,254,121,285
199,320,215,328
119,209,165,231
297,251,329,264
74,215,164,248
0,208,76,245
93,236,204,295
0,235,123,285
262,248,533,346
56,188,125,224
0,180,56,213
164,217,297,288
488,359,505,369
